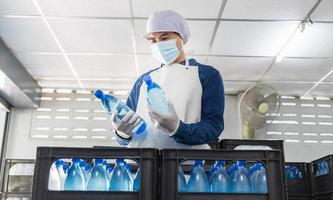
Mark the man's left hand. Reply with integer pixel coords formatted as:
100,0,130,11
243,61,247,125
148,100,180,134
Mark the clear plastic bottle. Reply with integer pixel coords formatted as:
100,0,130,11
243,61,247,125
109,159,132,191
186,160,210,192
143,75,169,113
211,160,228,193
64,158,86,191
178,167,187,192
86,159,109,191
95,90,146,135
133,168,141,192
228,163,238,192
55,160,67,190
232,161,251,193
48,162,61,190
252,162,268,193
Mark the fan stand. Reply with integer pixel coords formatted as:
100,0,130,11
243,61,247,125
242,123,255,139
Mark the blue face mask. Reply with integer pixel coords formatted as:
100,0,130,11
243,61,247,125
151,39,181,65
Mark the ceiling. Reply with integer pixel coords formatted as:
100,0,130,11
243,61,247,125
0,0,332,97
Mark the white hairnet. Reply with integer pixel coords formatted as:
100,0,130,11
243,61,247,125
146,10,190,44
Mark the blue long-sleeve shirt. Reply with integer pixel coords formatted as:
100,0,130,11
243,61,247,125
123,58,224,146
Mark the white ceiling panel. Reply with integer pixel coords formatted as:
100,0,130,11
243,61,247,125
309,83,333,97
48,18,134,53
311,0,333,21
136,55,160,74
183,21,216,55
263,58,332,82
267,82,315,96
0,0,39,15
223,81,256,94
323,62,333,82
134,20,215,54
207,56,273,81
132,0,222,18
69,55,137,79
81,80,135,90
38,0,131,17
0,18,59,52
222,0,317,20
133,19,150,54
211,21,299,56
284,23,333,57
15,53,74,79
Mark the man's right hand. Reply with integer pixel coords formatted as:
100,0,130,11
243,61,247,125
111,110,142,138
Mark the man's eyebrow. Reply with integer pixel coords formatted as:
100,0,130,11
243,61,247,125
160,32,169,36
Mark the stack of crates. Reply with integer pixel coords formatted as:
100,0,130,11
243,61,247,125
311,155,333,200
31,141,288,200
285,162,312,200
32,147,159,200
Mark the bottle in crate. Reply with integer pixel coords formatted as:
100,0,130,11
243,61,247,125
186,160,210,192
109,159,132,191
232,161,251,193
64,158,86,191
133,168,141,192
178,167,187,192
86,159,109,191
48,162,61,190
210,160,228,193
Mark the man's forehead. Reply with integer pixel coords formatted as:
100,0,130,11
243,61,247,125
147,32,174,38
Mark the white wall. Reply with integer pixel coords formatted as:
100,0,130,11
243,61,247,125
5,94,333,162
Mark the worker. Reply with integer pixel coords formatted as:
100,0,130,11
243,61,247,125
111,10,225,149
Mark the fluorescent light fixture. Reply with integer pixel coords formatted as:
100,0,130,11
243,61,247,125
302,69,333,98
275,22,306,63
32,0,84,89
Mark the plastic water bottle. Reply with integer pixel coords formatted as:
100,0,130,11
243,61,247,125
55,160,68,190
178,167,187,192
133,168,141,192
48,162,61,190
109,159,132,191
252,162,268,193
186,160,210,192
86,159,109,191
322,161,329,175
79,160,89,182
211,161,228,193
95,89,146,135
64,158,86,191
107,165,113,179
143,75,169,113
232,161,251,193
228,163,238,192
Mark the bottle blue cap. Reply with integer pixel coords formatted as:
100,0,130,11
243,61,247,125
72,158,81,164
79,160,87,167
95,89,104,99
116,158,125,164
215,160,225,168
237,160,247,167
55,160,64,167
194,160,203,166
143,75,152,85
94,159,104,164
85,164,92,171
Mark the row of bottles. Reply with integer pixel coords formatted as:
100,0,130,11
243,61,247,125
48,158,140,191
178,160,268,193
315,160,329,177
285,165,303,179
